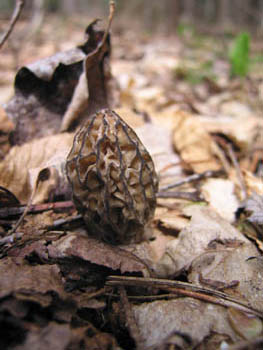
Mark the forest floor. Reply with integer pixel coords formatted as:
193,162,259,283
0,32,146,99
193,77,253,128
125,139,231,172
0,12,263,350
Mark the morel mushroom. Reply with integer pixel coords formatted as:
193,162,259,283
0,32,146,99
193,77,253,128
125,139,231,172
66,109,158,244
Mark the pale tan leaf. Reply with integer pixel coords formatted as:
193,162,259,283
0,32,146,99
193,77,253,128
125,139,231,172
115,107,146,129
172,110,222,173
133,298,239,349
154,205,248,277
189,244,263,312
60,72,88,132
245,193,263,225
0,106,14,133
201,178,240,222
242,170,263,196
0,106,14,159
228,308,263,340
198,115,263,151
135,121,182,179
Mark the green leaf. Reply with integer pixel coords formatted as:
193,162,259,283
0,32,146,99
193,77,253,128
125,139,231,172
229,32,250,77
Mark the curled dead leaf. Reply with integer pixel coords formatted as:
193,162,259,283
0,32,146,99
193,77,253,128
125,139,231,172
0,133,74,203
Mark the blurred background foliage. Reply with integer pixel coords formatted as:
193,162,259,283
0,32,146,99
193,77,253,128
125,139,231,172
0,0,263,36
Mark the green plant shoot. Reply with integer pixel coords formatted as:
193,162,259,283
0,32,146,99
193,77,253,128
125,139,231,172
229,32,250,77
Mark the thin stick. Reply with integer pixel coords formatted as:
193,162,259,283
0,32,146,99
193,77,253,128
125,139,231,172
8,188,35,235
46,214,82,230
0,0,25,50
102,1,115,44
86,0,115,60
0,231,23,246
0,201,74,219
159,170,224,192
157,191,203,202
107,276,263,318
227,144,247,200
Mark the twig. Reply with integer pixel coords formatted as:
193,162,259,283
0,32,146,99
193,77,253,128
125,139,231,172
46,214,82,230
105,292,180,301
8,186,36,235
60,0,116,131
227,144,247,200
0,231,23,246
102,0,115,44
0,0,25,50
157,191,203,202
107,276,263,318
119,286,145,350
159,170,224,192
0,201,75,219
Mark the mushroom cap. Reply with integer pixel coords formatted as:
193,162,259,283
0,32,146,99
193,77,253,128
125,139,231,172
66,109,158,244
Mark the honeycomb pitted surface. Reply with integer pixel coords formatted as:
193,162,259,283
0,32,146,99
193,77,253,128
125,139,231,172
66,109,158,244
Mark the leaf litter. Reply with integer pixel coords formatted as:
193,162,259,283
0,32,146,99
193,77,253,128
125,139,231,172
0,2,263,349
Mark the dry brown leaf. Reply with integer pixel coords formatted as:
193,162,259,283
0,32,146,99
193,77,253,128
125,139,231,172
0,133,74,203
172,110,222,173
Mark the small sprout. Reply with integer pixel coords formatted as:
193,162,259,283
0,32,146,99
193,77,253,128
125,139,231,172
229,32,250,77
66,109,158,244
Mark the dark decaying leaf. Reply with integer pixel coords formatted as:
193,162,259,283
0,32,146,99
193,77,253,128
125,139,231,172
4,49,84,145
47,232,146,274
245,193,263,225
12,323,71,350
60,16,119,132
0,186,20,208
0,233,129,348
3,20,115,145
0,258,68,304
